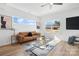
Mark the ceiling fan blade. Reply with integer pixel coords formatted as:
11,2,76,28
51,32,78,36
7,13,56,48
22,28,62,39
53,3,63,5
41,3,49,7
40,3,63,10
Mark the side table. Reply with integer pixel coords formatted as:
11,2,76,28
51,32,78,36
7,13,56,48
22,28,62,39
11,35,16,45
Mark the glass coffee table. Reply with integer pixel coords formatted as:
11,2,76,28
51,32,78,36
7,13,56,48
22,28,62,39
28,44,54,56
25,37,54,56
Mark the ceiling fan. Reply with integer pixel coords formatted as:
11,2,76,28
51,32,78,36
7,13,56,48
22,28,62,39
41,3,63,9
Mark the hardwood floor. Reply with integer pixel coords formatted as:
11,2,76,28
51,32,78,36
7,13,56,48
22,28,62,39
48,41,79,56
0,44,28,56
0,41,79,56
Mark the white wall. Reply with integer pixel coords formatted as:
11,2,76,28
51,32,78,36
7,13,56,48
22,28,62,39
0,4,38,46
0,30,13,46
5,5,38,33
41,7,79,41
13,24,36,34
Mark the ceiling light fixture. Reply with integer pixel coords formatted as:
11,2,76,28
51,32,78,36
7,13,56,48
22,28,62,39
41,3,63,9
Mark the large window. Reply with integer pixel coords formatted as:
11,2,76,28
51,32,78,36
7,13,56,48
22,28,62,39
45,19,60,32
12,16,36,32
12,16,36,26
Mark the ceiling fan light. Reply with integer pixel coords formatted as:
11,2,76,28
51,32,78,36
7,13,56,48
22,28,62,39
53,3,63,5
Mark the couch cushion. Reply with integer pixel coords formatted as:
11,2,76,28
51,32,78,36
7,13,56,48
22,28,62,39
28,32,32,36
32,31,37,35
19,32,28,36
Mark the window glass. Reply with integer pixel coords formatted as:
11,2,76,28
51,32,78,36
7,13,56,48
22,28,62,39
45,19,60,32
12,16,36,26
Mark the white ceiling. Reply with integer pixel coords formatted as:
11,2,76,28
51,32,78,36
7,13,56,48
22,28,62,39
6,3,79,16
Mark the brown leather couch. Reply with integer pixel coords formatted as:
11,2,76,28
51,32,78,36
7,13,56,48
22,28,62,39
16,31,40,44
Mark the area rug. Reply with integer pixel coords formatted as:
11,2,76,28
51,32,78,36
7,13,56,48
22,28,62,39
22,37,61,56
25,44,54,56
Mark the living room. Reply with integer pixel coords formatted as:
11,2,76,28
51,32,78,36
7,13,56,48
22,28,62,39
1,2,79,56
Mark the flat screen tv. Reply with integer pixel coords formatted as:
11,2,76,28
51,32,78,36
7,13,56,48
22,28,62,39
66,16,79,30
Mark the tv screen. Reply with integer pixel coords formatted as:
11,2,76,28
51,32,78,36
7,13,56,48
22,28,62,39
66,16,79,30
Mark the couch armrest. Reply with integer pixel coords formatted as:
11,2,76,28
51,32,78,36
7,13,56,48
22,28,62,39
16,35,24,42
